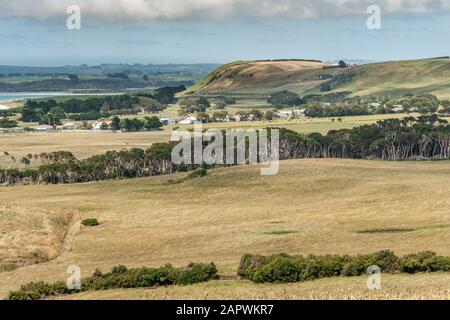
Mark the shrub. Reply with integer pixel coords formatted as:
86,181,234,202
400,252,450,273
188,168,208,178
8,281,72,300
253,257,301,283
238,254,270,280
239,251,450,284
8,262,218,300
81,218,99,227
176,263,219,285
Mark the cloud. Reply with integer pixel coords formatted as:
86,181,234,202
0,0,449,22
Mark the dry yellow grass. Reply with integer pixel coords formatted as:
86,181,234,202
0,205,74,272
0,159,449,299
51,274,450,300
0,130,170,160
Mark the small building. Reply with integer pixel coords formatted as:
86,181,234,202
160,118,175,126
62,122,78,130
178,116,197,125
35,125,53,132
277,111,294,119
10,127,25,133
393,105,404,112
232,114,245,122
92,121,112,131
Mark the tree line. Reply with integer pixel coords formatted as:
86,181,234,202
2,115,450,186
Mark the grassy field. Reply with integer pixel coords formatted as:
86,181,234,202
0,159,449,299
52,274,450,300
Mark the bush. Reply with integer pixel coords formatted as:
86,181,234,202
176,263,219,285
8,262,218,300
253,257,302,283
188,168,208,178
81,218,99,227
239,251,450,284
238,254,270,280
400,252,450,273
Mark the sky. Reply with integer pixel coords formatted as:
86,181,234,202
1,0,450,66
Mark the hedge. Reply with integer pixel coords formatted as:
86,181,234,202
238,251,450,283
8,262,219,300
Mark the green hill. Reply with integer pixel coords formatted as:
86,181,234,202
185,57,450,98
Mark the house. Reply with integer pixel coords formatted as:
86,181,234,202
393,105,404,112
92,120,113,131
10,127,25,133
92,121,102,131
62,122,78,130
277,111,293,119
178,116,197,125
35,125,53,132
0,127,24,134
160,117,175,125
232,114,245,122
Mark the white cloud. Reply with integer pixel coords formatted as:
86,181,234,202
0,0,449,21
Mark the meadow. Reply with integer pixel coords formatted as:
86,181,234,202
0,159,449,299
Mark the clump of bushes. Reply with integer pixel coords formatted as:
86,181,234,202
81,218,99,227
238,251,450,283
8,262,218,300
400,251,450,273
188,168,208,179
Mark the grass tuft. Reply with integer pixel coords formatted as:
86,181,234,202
263,230,298,235
357,227,416,234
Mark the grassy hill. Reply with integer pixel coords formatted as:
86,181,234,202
185,57,450,98
1,159,449,299
183,59,331,96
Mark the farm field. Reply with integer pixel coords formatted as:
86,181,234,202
0,159,449,299
0,114,424,163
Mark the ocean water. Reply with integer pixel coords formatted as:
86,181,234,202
0,92,66,103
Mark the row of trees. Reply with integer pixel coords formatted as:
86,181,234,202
19,86,187,124
3,116,450,185
0,117,18,128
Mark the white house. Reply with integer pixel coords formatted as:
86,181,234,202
56,122,78,131
92,121,102,131
35,125,53,132
160,117,175,125
277,111,293,119
178,116,197,125
232,114,245,122
393,105,404,112
293,109,306,117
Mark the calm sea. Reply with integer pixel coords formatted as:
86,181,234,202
0,92,122,103
0,92,69,102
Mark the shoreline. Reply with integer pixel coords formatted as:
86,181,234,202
0,91,125,104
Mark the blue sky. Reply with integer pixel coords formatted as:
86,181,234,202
1,0,450,66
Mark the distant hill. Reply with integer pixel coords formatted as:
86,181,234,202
184,59,331,96
184,57,450,98
0,63,221,92
0,63,220,76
